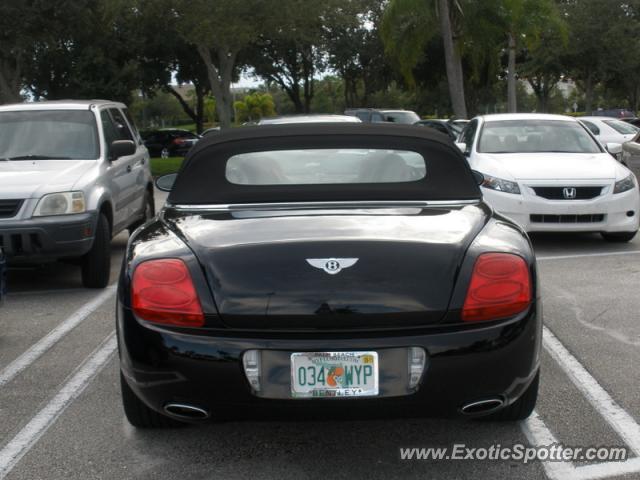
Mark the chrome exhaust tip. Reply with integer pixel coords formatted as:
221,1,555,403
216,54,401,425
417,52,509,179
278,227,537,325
460,398,504,416
164,403,210,420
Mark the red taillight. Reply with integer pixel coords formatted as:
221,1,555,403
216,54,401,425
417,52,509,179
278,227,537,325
131,259,204,327
172,137,186,145
462,253,531,322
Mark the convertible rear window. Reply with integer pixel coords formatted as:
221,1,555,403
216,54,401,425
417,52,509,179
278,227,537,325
226,149,426,185
168,127,481,204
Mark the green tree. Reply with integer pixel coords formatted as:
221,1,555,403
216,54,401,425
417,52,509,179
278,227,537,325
135,0,212,133
234,92,276,122
23,0,140,103
249,0,361,113
172,0,269,128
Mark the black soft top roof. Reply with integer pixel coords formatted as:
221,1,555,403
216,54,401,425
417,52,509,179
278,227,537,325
168,123,481,205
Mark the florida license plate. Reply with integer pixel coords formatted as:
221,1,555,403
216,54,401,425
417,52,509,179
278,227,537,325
290,351,379,398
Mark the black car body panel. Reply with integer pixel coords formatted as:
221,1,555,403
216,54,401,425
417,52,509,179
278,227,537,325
160,205,489,329
117,124,541,422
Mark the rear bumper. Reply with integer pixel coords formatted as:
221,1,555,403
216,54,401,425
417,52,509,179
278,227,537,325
482,186,640,233
117,302,542,420
0,211,98,262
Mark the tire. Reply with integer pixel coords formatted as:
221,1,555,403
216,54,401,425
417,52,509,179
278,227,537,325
120,372,184,428
160,148,170,159
128,191,155,234
81,213,111,288
601,231,637,242
484,372,539,421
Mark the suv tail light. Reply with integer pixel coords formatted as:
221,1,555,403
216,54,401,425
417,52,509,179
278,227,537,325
462,253,531,322
172,137,186,145
131,259,204,327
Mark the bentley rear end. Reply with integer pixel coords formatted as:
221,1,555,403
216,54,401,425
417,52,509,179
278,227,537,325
116,124,541,427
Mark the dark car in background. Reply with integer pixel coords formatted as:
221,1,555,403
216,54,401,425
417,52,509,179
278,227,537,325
118,124,541,428
344,108,420,124
140,129,200,158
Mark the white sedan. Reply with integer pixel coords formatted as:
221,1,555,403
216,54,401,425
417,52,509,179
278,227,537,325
579,116,639,148
457,113,640,242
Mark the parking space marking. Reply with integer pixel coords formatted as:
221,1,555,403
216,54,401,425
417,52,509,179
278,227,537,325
521,411,578,480
0,285,116,388
537,250,640,261
543,326,640,456
521,326,640,480
0,333,116,480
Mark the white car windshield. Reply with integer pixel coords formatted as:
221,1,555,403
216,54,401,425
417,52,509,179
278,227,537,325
0,110,99,160
478,120,602,154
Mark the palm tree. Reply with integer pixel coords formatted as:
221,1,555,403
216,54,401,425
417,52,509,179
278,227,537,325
382,0,467,118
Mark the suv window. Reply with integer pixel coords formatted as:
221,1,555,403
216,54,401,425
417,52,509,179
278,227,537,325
122,108,142,144
100,110,120,159
371,112,384,123
108,108,134,141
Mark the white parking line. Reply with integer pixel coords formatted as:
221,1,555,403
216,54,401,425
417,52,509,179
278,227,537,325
0,285,116,388
543,326,640,456
0,333,117,479
521,326,640,480
537,250,640,261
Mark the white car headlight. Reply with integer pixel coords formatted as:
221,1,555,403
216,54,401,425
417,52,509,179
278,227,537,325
481,174,521,194
613,174,636,194
33,192,86,216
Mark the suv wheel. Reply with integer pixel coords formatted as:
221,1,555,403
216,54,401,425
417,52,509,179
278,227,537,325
81,213,111,288
120,372,183,428
601,231,637,242
161,148,170,159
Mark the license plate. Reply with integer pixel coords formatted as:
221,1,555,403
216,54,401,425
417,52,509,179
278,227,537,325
290,351,379,398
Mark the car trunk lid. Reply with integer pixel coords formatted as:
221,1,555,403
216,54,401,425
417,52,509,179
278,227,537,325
164,205,488,330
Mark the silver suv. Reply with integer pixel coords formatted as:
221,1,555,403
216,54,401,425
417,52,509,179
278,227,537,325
0,100,154,288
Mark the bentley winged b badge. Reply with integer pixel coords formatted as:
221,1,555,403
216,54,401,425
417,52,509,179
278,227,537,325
306,258,358,275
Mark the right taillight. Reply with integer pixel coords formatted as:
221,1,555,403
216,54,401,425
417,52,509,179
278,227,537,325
131,258,204,327
462,253,531,322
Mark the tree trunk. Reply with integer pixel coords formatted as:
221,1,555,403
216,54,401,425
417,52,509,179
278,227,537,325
0,61,23,105
507,32,517,113
197,44,235,129
584,71,593,114
194,83,205,134
438,0,467,118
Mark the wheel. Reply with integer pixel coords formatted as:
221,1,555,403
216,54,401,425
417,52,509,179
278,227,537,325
484,372,539,421
120,372,184,428
160,148,170,159
601,231,637,242
128,191,155,234
81,213,111,288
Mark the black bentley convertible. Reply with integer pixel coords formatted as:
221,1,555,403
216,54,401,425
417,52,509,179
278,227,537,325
117,124,541,427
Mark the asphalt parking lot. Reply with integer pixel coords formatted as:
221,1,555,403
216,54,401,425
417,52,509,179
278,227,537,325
1,189,639,480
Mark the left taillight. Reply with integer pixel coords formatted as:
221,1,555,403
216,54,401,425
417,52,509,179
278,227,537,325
462,253,532,322
131,258,204,327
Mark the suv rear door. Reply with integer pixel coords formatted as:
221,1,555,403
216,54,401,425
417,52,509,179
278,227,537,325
100,108,142,232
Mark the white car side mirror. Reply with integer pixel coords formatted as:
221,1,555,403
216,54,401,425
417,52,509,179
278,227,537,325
455,142,467,154
606,142,623,155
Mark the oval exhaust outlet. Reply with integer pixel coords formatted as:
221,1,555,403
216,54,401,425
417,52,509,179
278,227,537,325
460,398,504,416
164,403,209,420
